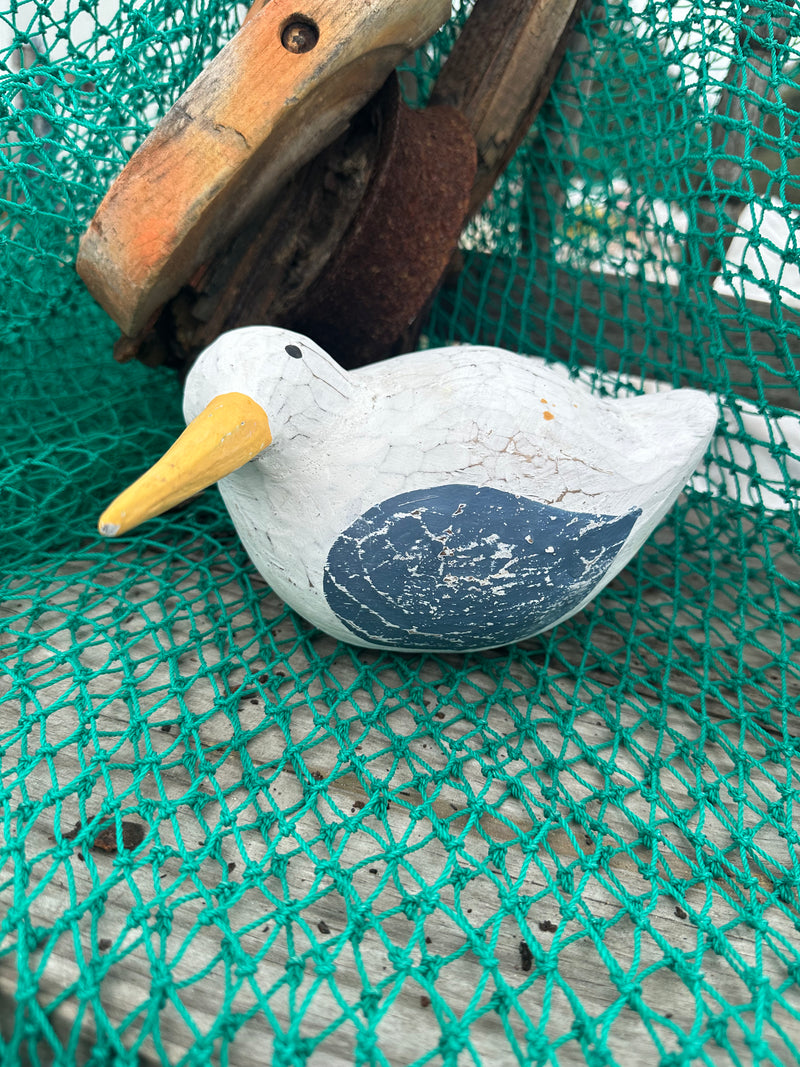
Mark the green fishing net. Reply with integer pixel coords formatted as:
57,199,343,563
2,1,800,1064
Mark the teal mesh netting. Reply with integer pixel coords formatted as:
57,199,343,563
2,1,800,1064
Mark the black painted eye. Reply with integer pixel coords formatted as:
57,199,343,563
285,344,302,359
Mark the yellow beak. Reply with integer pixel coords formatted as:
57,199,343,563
98,391,271,537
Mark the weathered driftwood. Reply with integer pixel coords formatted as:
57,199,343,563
76,0,452,339
77,0,588,371
430,0,588,218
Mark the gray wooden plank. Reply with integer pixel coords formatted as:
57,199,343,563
1,514,799,1065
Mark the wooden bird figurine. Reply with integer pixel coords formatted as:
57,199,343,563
99,328,718,652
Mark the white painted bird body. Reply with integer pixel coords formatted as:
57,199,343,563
174,326,718,652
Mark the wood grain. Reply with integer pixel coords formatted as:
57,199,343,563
76,0,451,337
431,0,588,217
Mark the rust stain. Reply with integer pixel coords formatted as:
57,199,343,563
290,75,477,366
543,411,555,421
92,820,146,853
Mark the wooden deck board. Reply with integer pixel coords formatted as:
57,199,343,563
2,505,799,1065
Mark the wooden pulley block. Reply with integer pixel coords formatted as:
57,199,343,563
77,0,587,371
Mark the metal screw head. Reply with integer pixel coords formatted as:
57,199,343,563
281,19,319,54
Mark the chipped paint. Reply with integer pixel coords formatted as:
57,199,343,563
160,326,720,652
323,484,640,650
